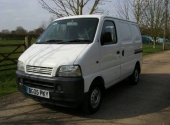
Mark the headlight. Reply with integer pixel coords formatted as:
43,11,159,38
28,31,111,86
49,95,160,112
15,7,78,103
17,61,25,72
57,65,82,77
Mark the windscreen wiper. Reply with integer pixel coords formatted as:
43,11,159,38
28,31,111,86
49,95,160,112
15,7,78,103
36,40,63,44
65,39,92,44
36,39,92,44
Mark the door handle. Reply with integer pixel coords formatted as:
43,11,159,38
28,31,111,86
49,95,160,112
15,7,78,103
122,50,124,56
117,51,120,54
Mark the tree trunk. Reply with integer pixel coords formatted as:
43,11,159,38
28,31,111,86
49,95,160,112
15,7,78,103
163,0,169,50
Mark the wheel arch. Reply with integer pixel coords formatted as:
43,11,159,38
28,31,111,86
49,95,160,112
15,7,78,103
90,76,105,93
136,61,141,73
82,76,105,114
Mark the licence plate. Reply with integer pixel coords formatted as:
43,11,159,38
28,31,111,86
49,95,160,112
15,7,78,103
26,86,50,99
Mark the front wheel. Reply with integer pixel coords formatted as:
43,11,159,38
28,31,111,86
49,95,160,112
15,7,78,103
130,65,140,85
82,81,102,114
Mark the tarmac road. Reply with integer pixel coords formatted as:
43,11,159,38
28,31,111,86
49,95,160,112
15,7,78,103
0,50,170,125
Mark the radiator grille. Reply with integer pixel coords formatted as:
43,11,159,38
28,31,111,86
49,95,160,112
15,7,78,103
26,65,53,76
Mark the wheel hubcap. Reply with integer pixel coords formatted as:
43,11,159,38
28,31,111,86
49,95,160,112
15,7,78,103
90,87,101,108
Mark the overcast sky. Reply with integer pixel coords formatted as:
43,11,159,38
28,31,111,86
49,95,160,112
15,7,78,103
0,0,118,32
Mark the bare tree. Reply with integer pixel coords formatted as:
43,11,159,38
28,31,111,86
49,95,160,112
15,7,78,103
115,0,131,20
142,0,165,48
115,0,148,26
38,0,110,18
131,0,148,25
163,0,170,50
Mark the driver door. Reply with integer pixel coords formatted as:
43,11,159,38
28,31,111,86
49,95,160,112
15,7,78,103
99,19,121,88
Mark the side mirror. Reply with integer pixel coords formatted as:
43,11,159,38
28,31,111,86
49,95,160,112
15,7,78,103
101,32,112,45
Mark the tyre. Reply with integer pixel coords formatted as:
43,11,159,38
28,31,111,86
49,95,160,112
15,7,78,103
83,80,103,114
130,65,140,85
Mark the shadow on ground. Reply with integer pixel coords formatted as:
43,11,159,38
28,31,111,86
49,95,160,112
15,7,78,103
1,73,170,124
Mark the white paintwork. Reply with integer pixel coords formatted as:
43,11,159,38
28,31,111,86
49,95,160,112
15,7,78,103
18,15,142,93
19,44,88,77
98,18,121,88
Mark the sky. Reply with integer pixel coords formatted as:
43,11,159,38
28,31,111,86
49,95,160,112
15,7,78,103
0,0,118,32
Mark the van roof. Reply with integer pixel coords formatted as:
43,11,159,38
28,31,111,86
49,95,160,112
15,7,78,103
53,15,136,23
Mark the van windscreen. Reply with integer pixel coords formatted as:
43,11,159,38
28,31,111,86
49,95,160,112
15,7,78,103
36,18,99,44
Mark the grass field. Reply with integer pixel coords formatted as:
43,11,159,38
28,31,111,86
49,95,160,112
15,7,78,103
143,44,170,55
0,40,170,97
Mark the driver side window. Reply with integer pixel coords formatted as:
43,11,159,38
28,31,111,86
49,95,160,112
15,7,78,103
101,20,117,45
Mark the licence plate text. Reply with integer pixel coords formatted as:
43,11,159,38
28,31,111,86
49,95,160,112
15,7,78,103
26,86,50,98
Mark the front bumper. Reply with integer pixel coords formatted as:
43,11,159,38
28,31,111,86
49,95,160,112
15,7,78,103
16,71,86,108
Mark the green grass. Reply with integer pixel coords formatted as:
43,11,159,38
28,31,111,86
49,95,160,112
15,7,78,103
0,70,18,96
143,44,170,56
0,40,170,97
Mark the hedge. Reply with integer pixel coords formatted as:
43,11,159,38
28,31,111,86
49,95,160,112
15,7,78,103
0,33,39,40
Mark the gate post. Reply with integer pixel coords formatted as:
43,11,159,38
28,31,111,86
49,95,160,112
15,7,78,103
24,36,31,51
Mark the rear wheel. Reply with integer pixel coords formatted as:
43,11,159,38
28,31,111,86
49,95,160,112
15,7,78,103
83,80,103,114
130,65,140,85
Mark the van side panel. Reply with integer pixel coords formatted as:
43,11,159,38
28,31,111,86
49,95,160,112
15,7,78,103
117,21,134,78
130,24,142,68
117,21,142,78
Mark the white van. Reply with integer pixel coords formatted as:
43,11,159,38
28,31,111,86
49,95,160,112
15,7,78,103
16,15,142,114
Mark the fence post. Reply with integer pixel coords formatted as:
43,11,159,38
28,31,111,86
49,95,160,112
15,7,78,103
24,36,31,51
